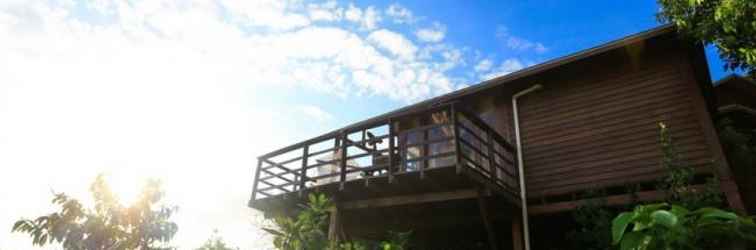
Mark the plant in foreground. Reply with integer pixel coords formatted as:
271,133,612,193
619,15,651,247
612,203,756,250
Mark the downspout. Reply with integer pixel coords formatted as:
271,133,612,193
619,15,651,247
512,84,543,250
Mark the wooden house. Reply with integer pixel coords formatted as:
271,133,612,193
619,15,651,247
249,25,751,249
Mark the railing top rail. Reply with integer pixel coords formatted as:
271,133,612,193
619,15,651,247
259,103,456,160
454,107,516,152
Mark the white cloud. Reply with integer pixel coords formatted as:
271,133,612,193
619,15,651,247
308,1,343,22
0,1,521,249
344,4,381,30
475,59,493,72
480,59,525,80
222,0,312,31
386,3,414,24
367,29,418,60
496,25,548,53
415,22,445,43
298,105,334,122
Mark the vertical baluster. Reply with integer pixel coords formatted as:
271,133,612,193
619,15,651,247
511,144,519,195
388,119,395,183
399,133,407,172
339,132,347,190
421,127,428,179
487,131,497,185
451,105,463,174
299,144,309,196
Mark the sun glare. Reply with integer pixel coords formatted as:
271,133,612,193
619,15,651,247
106,173,145,206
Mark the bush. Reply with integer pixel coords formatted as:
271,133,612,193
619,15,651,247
612,203,756,250
262,193,410,250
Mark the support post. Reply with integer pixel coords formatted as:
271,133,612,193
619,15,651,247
328,206,341,243
477,188,498,250
251,159,263,200
511,214,524,250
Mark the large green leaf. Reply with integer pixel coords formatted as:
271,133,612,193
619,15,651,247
620,231,649,250
669,205,689,217
613,211,637,244
651,210,678,228
696,208,738,221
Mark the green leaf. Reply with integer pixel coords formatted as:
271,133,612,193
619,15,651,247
669,205,689,217
12,220,28,232
620,231,648,250
613,212,636,244
261,228,284,237
697,208,738,221
651,210,678,228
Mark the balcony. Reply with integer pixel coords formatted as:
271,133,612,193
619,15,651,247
249,103,521,212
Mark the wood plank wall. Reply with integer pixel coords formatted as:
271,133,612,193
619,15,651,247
509,45,715,199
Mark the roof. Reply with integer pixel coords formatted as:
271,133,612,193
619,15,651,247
261,24,679,158
714,74,756,88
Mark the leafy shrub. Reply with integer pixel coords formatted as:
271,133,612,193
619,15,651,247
656,123,723,210
263,193,333,250
263,193,410,250
612,203,756,250
11,174,178,250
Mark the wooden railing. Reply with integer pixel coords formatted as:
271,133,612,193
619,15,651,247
251,104,520,202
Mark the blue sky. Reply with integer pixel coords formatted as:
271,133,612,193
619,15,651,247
0,0,739,249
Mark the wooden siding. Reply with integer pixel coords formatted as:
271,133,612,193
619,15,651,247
513,54,714,199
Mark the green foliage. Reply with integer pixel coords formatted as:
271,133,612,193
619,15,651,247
657,0,756,77
263,193,333,250
718,117,756,181
656,123,722,210
332,241,369,250
568,190,615,250
11,174,178,250
568,123,728,249
263,193,411,250
195,230,239,250
612,203,756,250
378,231,412,250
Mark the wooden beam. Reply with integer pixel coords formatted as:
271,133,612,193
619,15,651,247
529,189,667,215
262,159,301,177
679,53,747,213
341,189,480,209
477,188,498,250
259,168,294,183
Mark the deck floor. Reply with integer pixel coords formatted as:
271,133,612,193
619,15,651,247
250,164,519,217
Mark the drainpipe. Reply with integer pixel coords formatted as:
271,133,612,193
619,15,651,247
512,84,543,250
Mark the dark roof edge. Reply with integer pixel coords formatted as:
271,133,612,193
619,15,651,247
261,24,676,158
714,74,756,87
